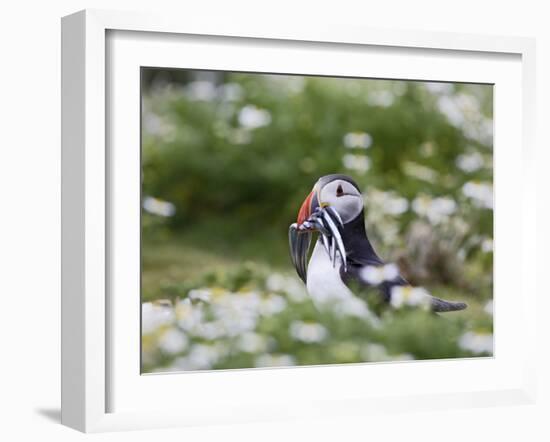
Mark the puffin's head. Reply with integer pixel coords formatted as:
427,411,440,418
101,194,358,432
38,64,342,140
289,175,363,282
297,174,364,227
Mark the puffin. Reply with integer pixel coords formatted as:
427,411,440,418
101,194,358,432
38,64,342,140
289,174,467,312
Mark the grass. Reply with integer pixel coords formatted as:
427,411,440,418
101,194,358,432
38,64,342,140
141,228,493,372
142,227,490,327
142,221,289,300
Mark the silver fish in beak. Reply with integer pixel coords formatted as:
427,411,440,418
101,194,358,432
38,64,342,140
288,223,312,283
289,189,347,283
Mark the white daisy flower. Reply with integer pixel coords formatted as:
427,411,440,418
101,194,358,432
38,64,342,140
289,321,329,343
184,80,217,101
462,181,493,209
385,196,409,215
193,321,227,340
210,292,260,336
456,152,484,173
403,161,438,183
412,194,456,224
343,132,373,149
265,273,286,292
142,301,175,334
259,294,287,316
265,273,308,302
361,343,414,362
390,286,431,309
481,238,494,253
238,105,271,129
360,263,400,285
158,328,189,355
172,344,224,370
484,300,494,316
142,196,176,217
175,298,204,332
188,288,211,303
459,332,493,354
237,332,269,353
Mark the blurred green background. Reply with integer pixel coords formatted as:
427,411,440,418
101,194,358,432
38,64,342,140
141,68,494,373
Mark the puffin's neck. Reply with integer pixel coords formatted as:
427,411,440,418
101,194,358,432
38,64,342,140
341,210,383,265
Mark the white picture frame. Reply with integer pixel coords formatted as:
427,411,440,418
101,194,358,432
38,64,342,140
61,9,537,433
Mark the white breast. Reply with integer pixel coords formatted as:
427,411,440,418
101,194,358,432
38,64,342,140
306,240,356,304
306,240,379,325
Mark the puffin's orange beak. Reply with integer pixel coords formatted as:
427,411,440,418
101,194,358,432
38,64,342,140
297,191,314,225
290,189,318,283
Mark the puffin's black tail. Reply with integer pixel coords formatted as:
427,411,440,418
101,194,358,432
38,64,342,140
430,296,467,312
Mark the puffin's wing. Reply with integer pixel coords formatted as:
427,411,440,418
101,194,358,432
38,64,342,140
341,263,467,312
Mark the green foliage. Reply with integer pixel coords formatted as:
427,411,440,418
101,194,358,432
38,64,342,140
142,264,491,373
141,69,494,372
142,72,492,237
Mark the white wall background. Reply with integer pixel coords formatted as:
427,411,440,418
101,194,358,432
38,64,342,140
0,1,547,440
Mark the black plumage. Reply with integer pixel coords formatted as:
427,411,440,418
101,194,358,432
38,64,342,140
339,209,466,311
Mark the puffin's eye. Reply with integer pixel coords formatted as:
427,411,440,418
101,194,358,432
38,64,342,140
336,184,344,197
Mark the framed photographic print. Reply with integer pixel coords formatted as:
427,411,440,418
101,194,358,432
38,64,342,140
61,9,537,432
